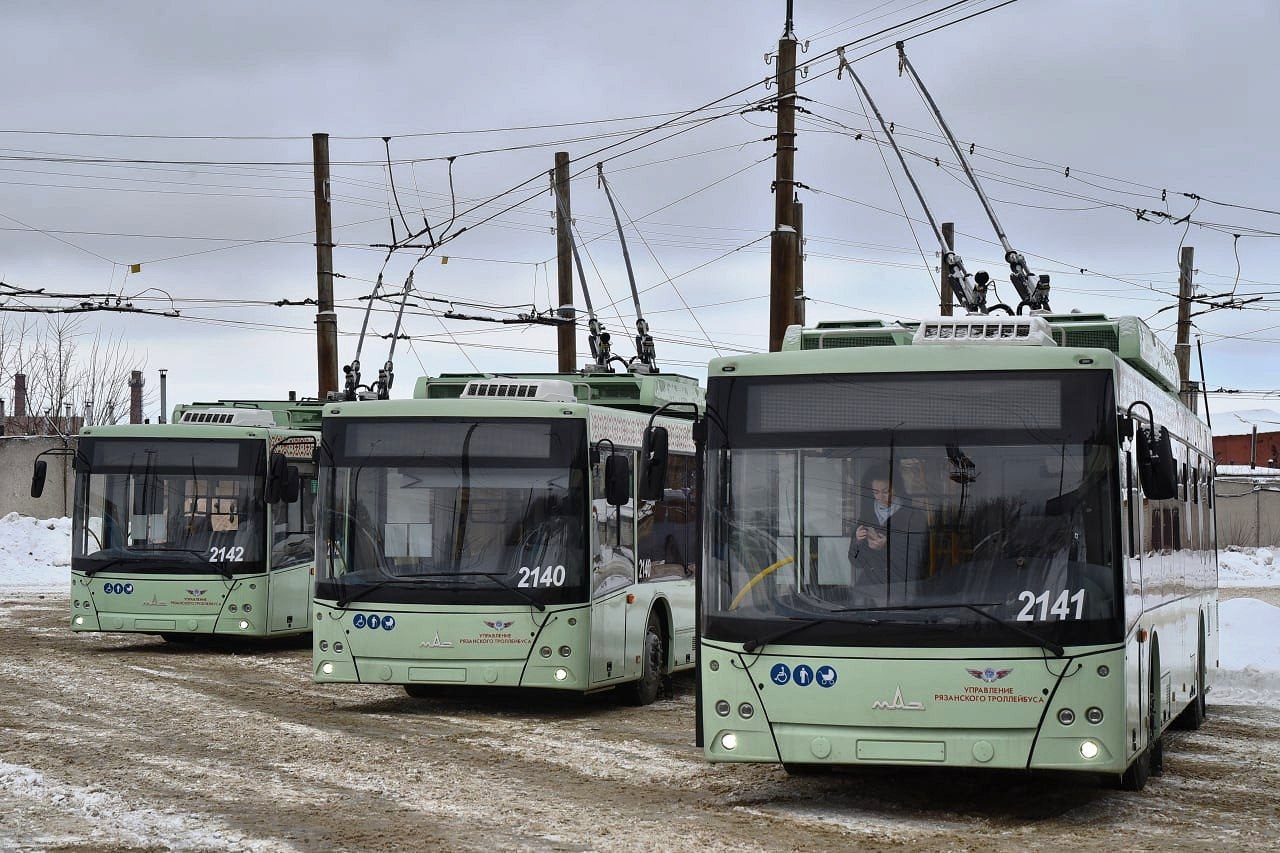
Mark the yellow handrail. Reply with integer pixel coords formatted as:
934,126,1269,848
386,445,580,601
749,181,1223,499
728,556,796,610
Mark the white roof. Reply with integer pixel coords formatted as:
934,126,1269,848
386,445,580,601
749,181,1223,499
1212,408,1280,437
1216,464,1280,477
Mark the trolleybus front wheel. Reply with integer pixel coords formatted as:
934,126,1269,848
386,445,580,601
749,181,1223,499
626,611,665,706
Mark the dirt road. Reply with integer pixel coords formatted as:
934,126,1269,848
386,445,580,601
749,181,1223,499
2,591,1278,852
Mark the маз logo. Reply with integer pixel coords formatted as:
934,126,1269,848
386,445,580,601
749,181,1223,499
871,685,924,711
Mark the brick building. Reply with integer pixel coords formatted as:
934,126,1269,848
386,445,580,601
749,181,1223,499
1213,408,1280,468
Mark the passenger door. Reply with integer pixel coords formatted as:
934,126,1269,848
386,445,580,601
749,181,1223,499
590,451,635,683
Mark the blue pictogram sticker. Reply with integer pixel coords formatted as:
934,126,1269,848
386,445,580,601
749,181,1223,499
352,613,367,629
816,665,837,687
381,615,396,631
366,614,382,630
793,664,814,687
123,583,134,594
770,663,791,685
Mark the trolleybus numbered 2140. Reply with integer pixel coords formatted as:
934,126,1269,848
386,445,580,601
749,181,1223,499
32,399,323,641
665,313,1215,789
313,371,701,705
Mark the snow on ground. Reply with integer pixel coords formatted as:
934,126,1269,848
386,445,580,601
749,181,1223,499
1218,547,1280,588
0,513,71,591
1215,597,1280,705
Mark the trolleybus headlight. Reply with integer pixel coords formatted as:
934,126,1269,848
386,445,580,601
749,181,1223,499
720,732,738,751
319,640,329,652
333,642,343,653
1080,740,1100,759
709,659,719,671
540,646,553,658
554,668,568,682
321,662,334,675
242,604,251,613
74,616,84,626
715,700,731,717
738,703,755,720
229,604,238,613
1097,664,1110,677
558,646,572,657
1086,707,1104,724
238,620,249,630
1057,708,1076,726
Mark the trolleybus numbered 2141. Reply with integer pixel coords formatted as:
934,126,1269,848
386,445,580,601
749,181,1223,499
32,399,323,641
313,371,702,705
668,313,1215,789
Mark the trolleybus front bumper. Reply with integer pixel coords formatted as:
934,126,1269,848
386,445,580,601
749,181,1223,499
68,572,272,637
700,639,1131,774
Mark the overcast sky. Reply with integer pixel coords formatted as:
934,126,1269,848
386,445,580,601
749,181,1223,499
1,0,1277,418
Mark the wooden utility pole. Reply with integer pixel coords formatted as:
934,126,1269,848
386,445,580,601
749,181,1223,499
553,151,577,372
939,221,955,316
1175,245,1195,407
768,2,800,351
313,133,339,399
793,199,805,326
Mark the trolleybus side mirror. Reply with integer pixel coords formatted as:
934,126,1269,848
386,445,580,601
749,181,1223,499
638,426,669,501
604,453,631,507
266,452,289,504
30,460,47,499
283,465,301,504
1136,425,1178,500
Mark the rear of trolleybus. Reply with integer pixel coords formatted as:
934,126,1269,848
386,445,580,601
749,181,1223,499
312,375,700,704
49,404,319,641
697,315,1216,789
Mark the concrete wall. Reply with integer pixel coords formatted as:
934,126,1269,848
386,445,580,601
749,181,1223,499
0,436,76,519
1215,476,1280,548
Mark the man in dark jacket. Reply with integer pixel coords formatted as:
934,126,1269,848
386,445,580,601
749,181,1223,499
848,463,930,602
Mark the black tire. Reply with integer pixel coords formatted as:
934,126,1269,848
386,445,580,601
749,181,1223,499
626,612,664,706
1118,746,1150,791
1149,645,1164,777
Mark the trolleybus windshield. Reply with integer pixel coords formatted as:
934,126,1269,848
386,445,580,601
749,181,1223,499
318,418,588,607
705,370,1122,648
73,438,266,574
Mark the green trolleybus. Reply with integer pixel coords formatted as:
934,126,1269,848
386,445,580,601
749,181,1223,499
37,399,322,640
691,314,1216,789
313,372,701,704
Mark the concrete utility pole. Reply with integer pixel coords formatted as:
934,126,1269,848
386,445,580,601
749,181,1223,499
768,1,801,351
1175,246,1195,407
940,222,955,316
553,151,577,372
313,133,339,399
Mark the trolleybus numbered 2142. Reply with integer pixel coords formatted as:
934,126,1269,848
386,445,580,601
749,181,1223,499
32,399,323,641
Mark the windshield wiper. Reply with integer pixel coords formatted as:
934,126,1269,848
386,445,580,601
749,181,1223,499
742,614,881,653
827,601,1065,658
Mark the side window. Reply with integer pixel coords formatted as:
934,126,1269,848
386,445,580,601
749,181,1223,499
638,453,696,582
271,472,316,570
591,452,635,597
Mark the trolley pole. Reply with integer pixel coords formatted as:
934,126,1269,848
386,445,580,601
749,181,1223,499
940,222,955,316
313,132,339,400
768,2,800,351
1175,245,1195,408
553,151,577,372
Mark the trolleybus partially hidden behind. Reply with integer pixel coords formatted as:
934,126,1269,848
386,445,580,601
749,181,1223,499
313,371,701,704
683,313,1216,789
34,399,322,641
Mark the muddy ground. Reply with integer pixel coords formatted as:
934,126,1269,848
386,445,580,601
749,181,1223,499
1,591,1278,852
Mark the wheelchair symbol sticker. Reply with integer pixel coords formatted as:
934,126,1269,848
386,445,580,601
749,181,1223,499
770,663,791,685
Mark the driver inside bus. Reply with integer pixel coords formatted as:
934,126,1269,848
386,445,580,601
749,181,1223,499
848,463,929,600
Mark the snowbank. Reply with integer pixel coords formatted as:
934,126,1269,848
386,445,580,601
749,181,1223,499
0,512,71,591
1215,597,1280,705
1218,547,1280,588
